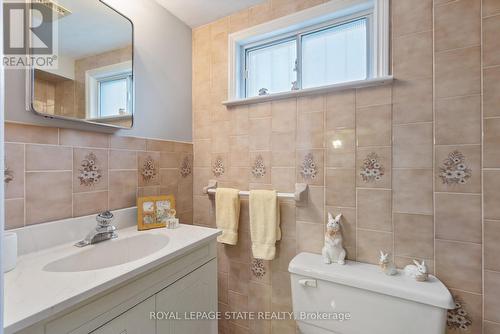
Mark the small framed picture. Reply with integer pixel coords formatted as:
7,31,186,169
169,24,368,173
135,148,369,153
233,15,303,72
137,195,176,231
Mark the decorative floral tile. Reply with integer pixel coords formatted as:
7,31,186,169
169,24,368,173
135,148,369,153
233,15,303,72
251,155,266,178
251,258,266,279
4,166,13,184
360,152,385,183
180,156,192,178
78,153,102,187
300,153,318,180
439,151,472,185
141,156,158,183
447,296,472,331
212,157,225,177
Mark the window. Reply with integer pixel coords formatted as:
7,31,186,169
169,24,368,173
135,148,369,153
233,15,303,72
228,0,390,102
243,16,369,98
301,18,367,89
85,61,133,120
246,39,297,97
97,73,132,117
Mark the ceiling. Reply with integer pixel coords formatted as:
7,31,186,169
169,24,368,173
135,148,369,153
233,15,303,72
154,0,265,28
56,0,132,59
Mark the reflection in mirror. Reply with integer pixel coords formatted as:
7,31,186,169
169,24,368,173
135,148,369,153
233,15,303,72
31,0,134,128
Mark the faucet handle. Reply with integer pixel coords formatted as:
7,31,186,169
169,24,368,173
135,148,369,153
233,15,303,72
96,211,114,226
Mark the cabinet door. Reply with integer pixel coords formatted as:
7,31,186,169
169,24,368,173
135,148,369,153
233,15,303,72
91,296,155,334
156,260,217,334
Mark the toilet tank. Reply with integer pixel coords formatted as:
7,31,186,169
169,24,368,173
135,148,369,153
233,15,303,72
289,253,455,334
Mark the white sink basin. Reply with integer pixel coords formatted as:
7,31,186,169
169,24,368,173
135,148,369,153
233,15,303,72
43,233,169,272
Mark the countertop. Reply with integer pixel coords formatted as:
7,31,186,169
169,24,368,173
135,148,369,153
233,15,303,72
4,224,221,333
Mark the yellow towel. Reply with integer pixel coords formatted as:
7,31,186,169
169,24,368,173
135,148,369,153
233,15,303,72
215,188,241,245
249,190,281,260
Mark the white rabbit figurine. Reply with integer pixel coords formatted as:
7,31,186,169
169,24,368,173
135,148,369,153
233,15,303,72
322,213,346,265
379,250,397,276
404,260,429,282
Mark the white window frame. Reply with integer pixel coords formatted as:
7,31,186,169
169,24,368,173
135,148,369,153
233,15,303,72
85,61,133,120
226,0,391,105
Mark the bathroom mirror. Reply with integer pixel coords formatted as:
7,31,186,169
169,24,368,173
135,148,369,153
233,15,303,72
28,0,134,129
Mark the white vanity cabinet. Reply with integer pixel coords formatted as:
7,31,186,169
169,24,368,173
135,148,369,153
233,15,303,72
156,258,217,333
91,260,217,334
13,240,218,334
91,297,156,334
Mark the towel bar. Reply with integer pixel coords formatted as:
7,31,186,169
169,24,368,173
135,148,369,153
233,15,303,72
203,180,308,203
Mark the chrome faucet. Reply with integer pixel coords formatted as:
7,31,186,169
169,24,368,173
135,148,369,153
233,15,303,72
75,211,118,247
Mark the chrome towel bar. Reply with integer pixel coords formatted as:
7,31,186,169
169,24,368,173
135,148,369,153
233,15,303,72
203,180,308,204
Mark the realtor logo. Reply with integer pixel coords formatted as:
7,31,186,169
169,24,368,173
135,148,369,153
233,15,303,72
3,0,58,68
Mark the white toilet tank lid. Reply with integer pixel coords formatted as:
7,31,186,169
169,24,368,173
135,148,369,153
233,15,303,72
289,252,455,310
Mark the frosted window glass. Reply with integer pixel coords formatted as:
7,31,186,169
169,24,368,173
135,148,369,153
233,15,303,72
99,78,128,117
302,19,367,89
246,40,297,97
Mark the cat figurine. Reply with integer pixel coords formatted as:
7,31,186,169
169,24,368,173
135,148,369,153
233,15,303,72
322,213,346,265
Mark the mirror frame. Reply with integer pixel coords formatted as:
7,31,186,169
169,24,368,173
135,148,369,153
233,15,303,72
26,0,135,130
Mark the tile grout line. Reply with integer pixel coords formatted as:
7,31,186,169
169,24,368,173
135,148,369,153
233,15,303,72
434,92,482,101
434,191,482,196
432,0,437,277
25,170,73,173
449,287,483,297
482,11,500,20
393,28,433,40
322,95,327,242
434,237,482,247
353,88,358,261
393,121,434,127
107,147,110,211
71,147,74,218
434,143,482,148
482,63,500,70
390,82,395,262
435,44,482,55
484,269,500,274
4,123,195,146
23,143,26,228
4,141,183,154
392,211,434,216
356,227,393,234
481,1,486,331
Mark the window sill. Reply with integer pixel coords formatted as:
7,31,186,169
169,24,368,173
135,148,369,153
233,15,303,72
222,76,393,107
86,114,132,122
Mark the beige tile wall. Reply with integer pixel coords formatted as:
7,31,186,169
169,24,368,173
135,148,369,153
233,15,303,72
192,0,499,333
434,2,484,334
4,122,193,229
483,0,500,332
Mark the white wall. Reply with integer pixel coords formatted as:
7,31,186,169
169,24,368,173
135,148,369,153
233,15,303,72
44,54,75,80
1,1,5,331
4,0,193,142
